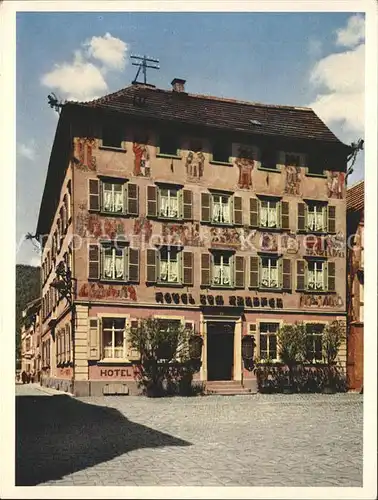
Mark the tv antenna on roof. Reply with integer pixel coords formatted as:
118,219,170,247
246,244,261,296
131,54,160,85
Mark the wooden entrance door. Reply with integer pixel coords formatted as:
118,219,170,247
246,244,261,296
207,322,235,381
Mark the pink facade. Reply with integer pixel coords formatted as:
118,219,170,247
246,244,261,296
36,82,349,396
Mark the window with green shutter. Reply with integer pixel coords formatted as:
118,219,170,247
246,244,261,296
250,198,259,227
327,206,336,233
249,256,259,289
212,252,233,287
201,253,211,286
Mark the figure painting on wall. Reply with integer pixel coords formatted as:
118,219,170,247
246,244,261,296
281,232,299,254
74,137,97,171
133,142,150,177
260,232,278,252
284,165,301,195
210,226,242,247
134,217,153,244
327,171,345,199
162,222,203,247
186,150,205,180
235,146,255,189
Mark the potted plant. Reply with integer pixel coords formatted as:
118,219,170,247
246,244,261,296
322,320,346,394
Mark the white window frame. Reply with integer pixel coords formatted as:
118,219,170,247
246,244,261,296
158,186,180,219
306,204,327,232
99,313,131,362
159,247,181,284
307,260,325,291
304,321,327,363
212,253,232,287
260,199,279,228
260,257,279,289
211,193,232,224
102,181,125,214
101,246,126,281
258,321,280,362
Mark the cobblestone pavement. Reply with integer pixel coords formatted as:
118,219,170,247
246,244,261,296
16,384,362,487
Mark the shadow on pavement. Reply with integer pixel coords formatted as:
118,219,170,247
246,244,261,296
16,395,191,485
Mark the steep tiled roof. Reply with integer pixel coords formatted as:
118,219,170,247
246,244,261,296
347,180,364,213
69,84,348,146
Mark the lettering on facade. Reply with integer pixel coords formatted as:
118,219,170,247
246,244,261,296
79,283,137,301
133,143,150,177
284,165,301,195
299,293,344,308
100,368,134,377
305,232,345,258
155,292,283,309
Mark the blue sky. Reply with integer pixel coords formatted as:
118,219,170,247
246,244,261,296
16,11,365,266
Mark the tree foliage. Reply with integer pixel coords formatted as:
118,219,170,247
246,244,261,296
277,322,307,367
127,317,201,397
15,264,40,369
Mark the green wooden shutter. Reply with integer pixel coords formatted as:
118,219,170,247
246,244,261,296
128,319,140,360
233,196,243,225
281,201,290,230
128,248,140,283
88,318,100,360
89,179,100,211
327,205,336,233
127,183,139,215
297,203,306,231
183,190,193,220
296,260,306,291
183,251,194,286
327,261,336,292
146,248,158,283
250,198,259,227
66,323,71,362
147,185,157,217
249,256,259,288
88,244,100,279
234,255,245,288
201,192,211,222
201,253,211,286
282,258,292,290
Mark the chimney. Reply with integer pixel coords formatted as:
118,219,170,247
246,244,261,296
171,78,186,93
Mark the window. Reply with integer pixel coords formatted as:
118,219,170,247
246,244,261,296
307,204,327,232
103,182,124,213
102,246,126,281
102,124,123,149
156,319,182,359
260,199,279,228
212,193,231,224
212,253,232,287
306,323,324,362
102,318,127,359
159,247,180,284
260,257,279,289
307,260,325,291
159,133,179,156
259,322,279,360
159,187,179,219
212,141,231,163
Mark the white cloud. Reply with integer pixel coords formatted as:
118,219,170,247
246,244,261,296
307,38,322,59
335,14,365,48
18,140,36,161
84,32,128,71
307,16,365,142
40,33,127,101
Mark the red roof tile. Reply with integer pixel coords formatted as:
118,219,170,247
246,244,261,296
347,180,364,213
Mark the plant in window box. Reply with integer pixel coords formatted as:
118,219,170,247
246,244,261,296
322,320,346,394
276,322,307,393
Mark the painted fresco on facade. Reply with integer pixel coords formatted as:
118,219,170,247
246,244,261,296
304,232,346,258
284,165,301,195
133,217,153,244
185,150,205,180
210,226,245,248
299,293,344,308
133,142,150,177
161,222,203,246
74,137,97,171
281,232,299,254
327,171,345,199
260,232,278,252
76,211,126,239
234,145,255,189
79,282,137,301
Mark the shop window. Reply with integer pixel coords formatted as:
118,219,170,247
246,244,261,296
259,322,279,361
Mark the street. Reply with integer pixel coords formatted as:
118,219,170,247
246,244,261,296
16,384,363,487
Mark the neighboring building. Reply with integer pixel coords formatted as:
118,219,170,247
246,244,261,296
20,297,41,380
36,78,351,396
346,180,364,392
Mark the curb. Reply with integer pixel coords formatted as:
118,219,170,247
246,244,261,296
33,384,74,397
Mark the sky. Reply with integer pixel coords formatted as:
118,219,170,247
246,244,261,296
16,11,365,267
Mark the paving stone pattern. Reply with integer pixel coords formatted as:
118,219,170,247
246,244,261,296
16,385,362,487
